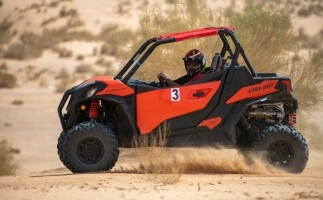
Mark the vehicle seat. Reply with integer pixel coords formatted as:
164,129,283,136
188,54,229,85
227,65,253,96
209,53,226,73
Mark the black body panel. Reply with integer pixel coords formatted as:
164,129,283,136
164,69,227,131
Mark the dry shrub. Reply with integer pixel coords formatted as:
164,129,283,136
165,0,177,4
99,25,132,57
225,3,293,73
67,16,84,28
96,57,108,66
0,19,13,44
294,51,323,145
297,113,323,151
0,71,17,88
56,78,70,93
0,62,7,70
24,65,35,79
95,57,114,75
11,99,24,105
0,139,20,176
131,123,183,184
297,7,311,17
92,47,98,56
0,46,4,57
3,28,95,60
55,68,71,93
4,32,45,59
23,65,48,81
75,63,91,74
4,42,30,60
52,47,73,58
76,54,84,61
55,67,70,79
102,62,114,75
41,17,58,26
116,0,132,15
48,1,59,8
297,4,323,17
31,69,48,81
59,7,77,18
137,153,183,185
290,49,323,110
39,78,49,88
117,3,126,15
4,122,11,127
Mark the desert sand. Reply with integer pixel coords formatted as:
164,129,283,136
0,167,322,200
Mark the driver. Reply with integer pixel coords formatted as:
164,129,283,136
157,49,206,87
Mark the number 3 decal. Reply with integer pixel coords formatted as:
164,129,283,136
171,88,180,101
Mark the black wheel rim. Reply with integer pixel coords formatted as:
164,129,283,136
267,140,294,167
77,137,104,165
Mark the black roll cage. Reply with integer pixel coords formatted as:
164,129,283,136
115,29,257,83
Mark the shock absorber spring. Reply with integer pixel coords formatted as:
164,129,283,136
288,113,297,127
89,100,100,120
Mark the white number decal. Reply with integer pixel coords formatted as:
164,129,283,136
171,88,180,101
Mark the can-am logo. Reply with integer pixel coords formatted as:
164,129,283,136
248,83,274,93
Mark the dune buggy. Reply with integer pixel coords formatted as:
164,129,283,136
57,26,308,173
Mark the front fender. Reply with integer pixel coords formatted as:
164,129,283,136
58,81,106,130
58,85,138,147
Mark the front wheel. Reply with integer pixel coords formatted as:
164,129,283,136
241,124,309,173
57,121,119,173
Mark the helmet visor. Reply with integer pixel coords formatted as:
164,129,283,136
184,60,200,68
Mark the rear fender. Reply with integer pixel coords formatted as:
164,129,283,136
222,91,297,144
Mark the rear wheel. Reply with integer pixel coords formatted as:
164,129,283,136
240,124,309,173
57,121,119,173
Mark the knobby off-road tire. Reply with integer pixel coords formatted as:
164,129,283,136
57,121,119,173
250,124,309,173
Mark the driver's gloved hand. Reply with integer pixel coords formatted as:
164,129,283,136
149,81,159,87
157,72,168,80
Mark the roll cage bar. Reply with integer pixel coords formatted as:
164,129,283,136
115,26,257,83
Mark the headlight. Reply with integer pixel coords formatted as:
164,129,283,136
86,88,97,98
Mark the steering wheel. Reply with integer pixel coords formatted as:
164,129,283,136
158,76,168,88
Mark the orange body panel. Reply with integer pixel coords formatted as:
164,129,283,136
226,80,279,104
136,81,221,134
82,76,134,96
198,117,222,130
